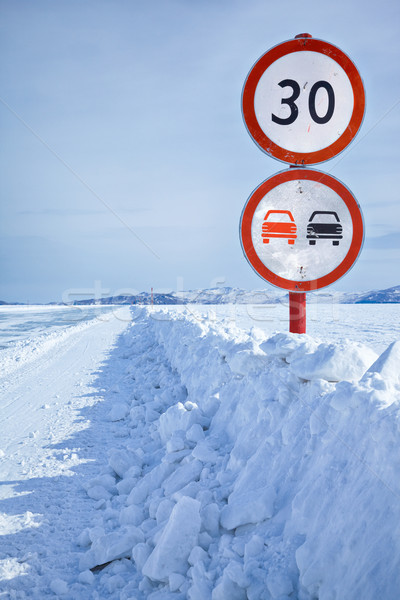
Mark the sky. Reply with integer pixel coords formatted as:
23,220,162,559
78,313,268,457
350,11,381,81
1,0,399,303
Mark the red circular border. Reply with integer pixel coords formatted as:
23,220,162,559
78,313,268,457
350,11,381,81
240,169,364,292
242,38,365,165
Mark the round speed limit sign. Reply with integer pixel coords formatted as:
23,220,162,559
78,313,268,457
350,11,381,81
242,35,365,165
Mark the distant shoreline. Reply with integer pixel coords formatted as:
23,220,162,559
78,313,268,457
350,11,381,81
1,284,400,307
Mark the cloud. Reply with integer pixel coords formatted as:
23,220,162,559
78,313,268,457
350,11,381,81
18,208,106,216
364,233,400,250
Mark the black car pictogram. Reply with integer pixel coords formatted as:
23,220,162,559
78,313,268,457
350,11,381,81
306,211,343,245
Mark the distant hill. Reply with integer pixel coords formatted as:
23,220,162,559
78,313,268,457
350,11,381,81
1,285,400,306
352,285,400,303
70,288,285,306
0,300,23,306
63,284,400,306
73,292,182,306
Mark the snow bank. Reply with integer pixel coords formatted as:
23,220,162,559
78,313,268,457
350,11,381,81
78,307,400,599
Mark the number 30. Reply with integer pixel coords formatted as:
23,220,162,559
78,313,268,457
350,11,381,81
272,79,335,126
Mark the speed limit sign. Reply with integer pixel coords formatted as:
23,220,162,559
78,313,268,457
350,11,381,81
242,34,365,165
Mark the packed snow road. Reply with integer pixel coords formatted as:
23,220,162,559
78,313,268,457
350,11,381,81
1,304,400,599
0,306,131,598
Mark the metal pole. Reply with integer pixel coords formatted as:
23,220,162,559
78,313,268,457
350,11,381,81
289,292,306,333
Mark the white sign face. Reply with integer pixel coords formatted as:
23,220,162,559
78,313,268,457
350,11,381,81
242,37,365,165
251,179,352,281
254,51,354,154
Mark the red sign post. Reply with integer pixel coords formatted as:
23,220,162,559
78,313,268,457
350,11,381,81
289,292,306,334
240,34,365,333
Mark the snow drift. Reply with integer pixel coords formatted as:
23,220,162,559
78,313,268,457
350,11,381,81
77,306,400,599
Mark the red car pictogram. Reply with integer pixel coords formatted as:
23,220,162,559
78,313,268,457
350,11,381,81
261,210,297,244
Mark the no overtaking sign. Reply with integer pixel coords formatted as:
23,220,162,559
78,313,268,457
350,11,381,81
240,168,364,292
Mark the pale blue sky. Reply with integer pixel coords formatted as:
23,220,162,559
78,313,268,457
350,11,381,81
1,0,399,302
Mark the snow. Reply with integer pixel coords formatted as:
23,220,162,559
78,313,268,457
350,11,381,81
1,303,400,598
287,339,378,381
364,340,400,384
142,496,202,582
0,305,117,377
